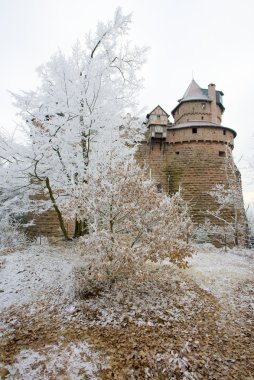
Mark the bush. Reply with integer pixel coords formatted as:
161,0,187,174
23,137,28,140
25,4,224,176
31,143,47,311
0,216,27,250
67,160,194,298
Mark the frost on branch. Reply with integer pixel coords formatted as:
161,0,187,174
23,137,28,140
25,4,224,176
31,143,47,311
204,147,247,247
2,8,147,239
0,216,27,250
64,158,194,297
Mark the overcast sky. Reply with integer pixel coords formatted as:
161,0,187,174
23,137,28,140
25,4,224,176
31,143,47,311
0,0,253,212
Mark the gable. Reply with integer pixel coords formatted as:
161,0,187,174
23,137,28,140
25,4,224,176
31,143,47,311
149,105,169,117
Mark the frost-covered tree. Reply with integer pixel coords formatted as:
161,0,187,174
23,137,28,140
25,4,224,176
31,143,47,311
205,147,247,247
65,156,194,293
0,8,147,239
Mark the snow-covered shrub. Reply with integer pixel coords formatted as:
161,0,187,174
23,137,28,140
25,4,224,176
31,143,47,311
192,220,211,244
193,219,237,250
0,216,27,249
66,159,194,298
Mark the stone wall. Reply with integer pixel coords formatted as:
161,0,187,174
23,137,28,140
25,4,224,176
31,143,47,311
169,127,234,147
137,134,247,245
173,101,222,125
27,209,76,241
136,139,169,189
164,141,235,221
26,195,75,241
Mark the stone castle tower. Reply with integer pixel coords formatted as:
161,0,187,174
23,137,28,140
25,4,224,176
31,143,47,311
137,79,246,235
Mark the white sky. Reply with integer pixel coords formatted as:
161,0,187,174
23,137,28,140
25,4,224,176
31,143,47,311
0,0,253,212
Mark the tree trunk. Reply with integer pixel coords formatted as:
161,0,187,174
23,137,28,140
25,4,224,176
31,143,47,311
73,218,89,238
45,177,71,241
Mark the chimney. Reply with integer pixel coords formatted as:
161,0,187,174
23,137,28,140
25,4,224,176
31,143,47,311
208,83,217,124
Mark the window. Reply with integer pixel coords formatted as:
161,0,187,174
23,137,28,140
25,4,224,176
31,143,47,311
175,151,180,155
223,130,226,135
155,132,163,138
157,114,161,118
201,116,204,120
192,128,197,134
202,103,206,110
219,151,225,157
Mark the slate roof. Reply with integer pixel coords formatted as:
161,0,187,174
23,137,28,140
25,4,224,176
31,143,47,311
172,79,211,115
181,79,210,102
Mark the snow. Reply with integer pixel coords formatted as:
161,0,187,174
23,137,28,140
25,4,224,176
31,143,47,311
0,243,82,312
186,248,254,298
186,247,254,318
6,342,107,380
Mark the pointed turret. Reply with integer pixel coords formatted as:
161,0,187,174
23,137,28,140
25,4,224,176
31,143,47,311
181,79,210,102
172,79,226,127
172,79,211,118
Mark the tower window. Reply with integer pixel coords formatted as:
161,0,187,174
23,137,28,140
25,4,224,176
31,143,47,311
219,151,225,157
223,130,226,135
192,128,197,134
202,103,206,109
201,116,204,120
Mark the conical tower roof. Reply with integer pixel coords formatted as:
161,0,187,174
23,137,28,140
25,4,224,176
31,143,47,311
181,79,210,102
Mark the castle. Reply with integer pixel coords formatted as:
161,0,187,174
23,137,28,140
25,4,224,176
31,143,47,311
137,79,246,242
29,79,246,243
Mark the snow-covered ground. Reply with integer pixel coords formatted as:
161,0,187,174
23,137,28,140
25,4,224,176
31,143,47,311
1,243,252,313
6,342,108,380
0,243,82,312
0,243,109,379
0,243,253,379
187,246,254,298
186,246,254,327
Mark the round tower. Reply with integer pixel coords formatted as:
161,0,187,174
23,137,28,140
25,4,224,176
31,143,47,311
138,79,246,244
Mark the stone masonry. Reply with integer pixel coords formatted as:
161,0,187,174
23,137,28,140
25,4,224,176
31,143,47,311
137,80,246,242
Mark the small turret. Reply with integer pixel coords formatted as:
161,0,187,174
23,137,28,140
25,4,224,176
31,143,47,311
146,105,168,140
